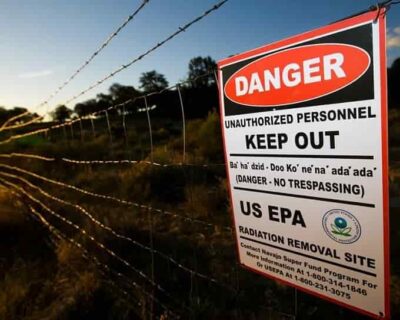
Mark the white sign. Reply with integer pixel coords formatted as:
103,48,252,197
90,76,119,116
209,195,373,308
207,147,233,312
218,9,389,319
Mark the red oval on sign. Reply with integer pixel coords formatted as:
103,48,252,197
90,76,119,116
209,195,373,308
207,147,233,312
224,44,370,107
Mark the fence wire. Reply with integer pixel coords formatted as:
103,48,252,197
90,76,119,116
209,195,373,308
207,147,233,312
61,0,227,107
37,0,150,111
0,162,232,232
0,177,188,308
0,170,234,290
13,196,181,319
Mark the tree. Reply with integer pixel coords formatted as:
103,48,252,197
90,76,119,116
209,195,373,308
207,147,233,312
139,70,169,93
187,56,217,88
0,107,29,123
74,99,98,117
109,83,141,104
96,93,113,111
51,105,72,122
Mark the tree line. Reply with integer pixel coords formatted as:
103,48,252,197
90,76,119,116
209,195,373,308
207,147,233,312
51,56,218,122
1,56,400,125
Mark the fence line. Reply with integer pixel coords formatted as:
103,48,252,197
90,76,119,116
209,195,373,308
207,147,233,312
62,0,228,107
0,117,82,145
0,115,44,132
0,111,31,129
0,69,216,146
0,163,232,231
65,157,224,168
0,170,234,290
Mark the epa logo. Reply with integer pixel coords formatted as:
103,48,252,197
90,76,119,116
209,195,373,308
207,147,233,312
322,209,361,244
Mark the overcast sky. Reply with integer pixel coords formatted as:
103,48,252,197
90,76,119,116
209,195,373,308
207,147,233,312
0,0,399,114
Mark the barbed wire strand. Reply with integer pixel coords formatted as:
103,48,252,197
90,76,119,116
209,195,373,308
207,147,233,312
64,158,224,168
36,0,150,112
0,111,31,129
0,170,233,290
61,0,228,108
0,153,55,161
0,115,44,132
0,152,225,167
0,163,232,232
0,177,185,306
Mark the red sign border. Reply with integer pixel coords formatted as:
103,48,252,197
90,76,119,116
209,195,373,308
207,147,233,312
217,9,390,319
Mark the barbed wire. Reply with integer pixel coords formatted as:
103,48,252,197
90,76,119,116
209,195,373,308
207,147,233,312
0,177,186,307
0,111,31,129
0,153,55,161
0,117,82,145
61,0,227,107
36,0,150,111
61,158,225,167
0,115,44,132
0,163,232,232
0,170,234,290
0,152,225,167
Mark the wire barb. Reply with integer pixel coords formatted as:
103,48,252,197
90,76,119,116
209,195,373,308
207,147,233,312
35,0,150,111
0,170,233,290
61,0,228,107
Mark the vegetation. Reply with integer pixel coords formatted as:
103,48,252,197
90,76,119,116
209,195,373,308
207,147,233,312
139,70,169,93
0,56,399,319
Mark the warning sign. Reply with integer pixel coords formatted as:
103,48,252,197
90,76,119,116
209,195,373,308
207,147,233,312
218,9,389,319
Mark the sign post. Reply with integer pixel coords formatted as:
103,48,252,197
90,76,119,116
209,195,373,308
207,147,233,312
218,9,389,319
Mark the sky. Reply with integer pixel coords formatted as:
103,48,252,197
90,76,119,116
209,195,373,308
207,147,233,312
0,0,399,115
